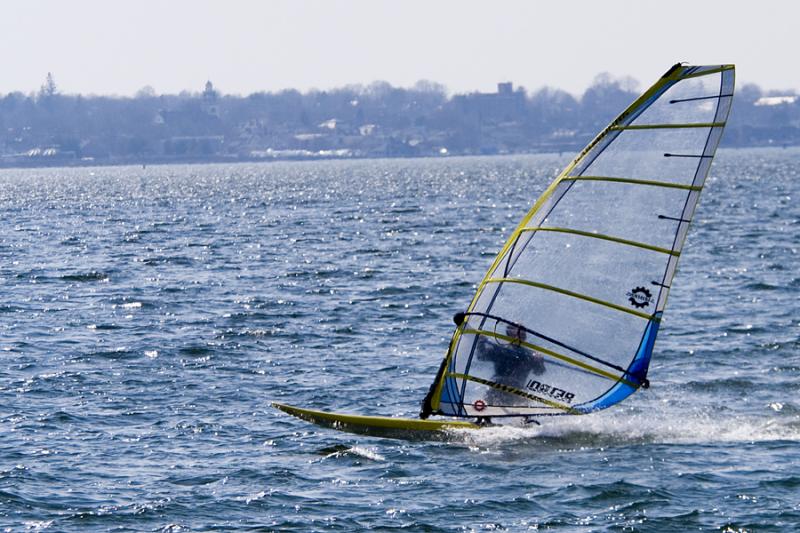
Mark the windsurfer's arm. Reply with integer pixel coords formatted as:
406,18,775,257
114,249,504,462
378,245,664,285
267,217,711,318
530,351,546,374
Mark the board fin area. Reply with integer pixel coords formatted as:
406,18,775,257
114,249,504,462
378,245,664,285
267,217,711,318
272,402,480,441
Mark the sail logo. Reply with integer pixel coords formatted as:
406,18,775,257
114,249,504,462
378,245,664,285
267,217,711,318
525,380,575,404
627,286,653,309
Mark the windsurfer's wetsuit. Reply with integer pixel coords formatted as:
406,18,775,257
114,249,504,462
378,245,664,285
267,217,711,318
476,336,545,406
420,312,546,419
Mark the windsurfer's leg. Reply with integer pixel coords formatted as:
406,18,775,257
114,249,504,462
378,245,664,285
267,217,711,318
419,398,432,419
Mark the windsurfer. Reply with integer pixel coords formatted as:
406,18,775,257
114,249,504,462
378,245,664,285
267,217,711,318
477,323,545,406
418,314,546,420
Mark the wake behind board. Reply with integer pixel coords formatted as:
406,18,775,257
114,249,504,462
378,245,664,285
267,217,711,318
272,402,480,441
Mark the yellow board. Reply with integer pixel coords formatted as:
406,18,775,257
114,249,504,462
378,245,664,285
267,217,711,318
272,402,480,440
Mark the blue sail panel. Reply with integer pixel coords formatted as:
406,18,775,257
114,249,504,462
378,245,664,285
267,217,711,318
573,314,660,413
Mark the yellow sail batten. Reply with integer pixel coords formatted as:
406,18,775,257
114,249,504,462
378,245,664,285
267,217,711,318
520,226,680,256
562,176,702,191
680,65,734,79
610,122,725,131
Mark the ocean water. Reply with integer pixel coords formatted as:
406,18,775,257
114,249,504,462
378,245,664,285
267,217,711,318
0,149,798,531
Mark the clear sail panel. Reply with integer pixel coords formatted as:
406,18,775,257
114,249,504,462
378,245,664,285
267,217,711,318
579,127,714,185
535,180,688,249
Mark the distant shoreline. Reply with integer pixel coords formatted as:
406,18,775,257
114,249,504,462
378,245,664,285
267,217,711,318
1,144,797,173
4,76,799,172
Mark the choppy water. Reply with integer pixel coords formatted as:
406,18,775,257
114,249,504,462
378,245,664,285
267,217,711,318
1,149,798,531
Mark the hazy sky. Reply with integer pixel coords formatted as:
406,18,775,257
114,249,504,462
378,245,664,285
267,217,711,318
1,0,798,97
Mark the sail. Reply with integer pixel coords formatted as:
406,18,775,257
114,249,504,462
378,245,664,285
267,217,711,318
425,64,735,418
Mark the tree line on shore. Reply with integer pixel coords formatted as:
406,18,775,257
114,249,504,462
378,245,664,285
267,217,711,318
1,73,798,167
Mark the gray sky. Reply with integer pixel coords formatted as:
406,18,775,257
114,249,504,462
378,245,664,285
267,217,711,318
1,0,797,97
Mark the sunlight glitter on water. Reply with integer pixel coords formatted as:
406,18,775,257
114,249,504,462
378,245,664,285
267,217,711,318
1,150,799,530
